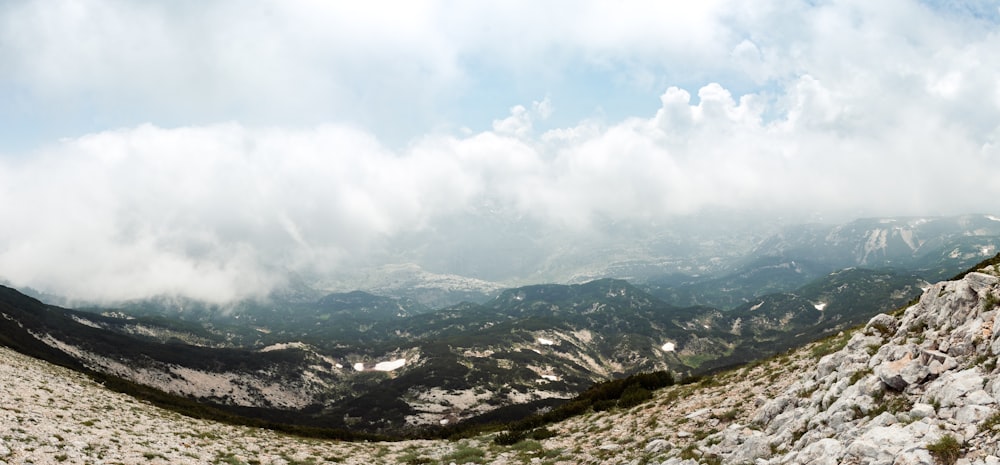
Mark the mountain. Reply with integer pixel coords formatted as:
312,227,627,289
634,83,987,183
3,257,1000,463
751,215,1000,274
641,214,1000,309
314,263,504,309
0,262,927,435
3,213,993,436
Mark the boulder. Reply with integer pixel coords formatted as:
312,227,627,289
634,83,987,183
726,434,773,465
909,403,936,419
790,438,843,465
867,313,900,337
877,350,929,391
920,349,958,376
645,439,671,454
935,369,985,407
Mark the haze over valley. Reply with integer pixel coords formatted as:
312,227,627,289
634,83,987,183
3,1,1000,463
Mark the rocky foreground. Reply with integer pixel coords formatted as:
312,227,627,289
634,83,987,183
3,266,1000,464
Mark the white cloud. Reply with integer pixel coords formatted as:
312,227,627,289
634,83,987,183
1,1,999,300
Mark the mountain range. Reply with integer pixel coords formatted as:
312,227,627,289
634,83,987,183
2,215,998,436
2,248,1000,464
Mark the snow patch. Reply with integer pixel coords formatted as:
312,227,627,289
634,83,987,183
988,215,1000,222
537,337,555,345
540,374,560,382
353,363,365,372
374,359,407,372
750,301,764,311
661,342,676,352
813,302,827,311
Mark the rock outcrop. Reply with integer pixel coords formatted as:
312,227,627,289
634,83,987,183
681,270,1000,465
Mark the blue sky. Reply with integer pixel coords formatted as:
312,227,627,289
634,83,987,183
1,0,999,301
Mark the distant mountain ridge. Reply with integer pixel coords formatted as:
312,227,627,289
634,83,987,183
0,266,927,434
4,258,1000,463
1,214,997,435
641,214,1000,309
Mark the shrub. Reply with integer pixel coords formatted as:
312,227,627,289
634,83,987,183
984,293,999,310
926,434,961,465
849,368,873,385
981,412,1000,433
493,430,526,446
712,409,739,422
529,428,557,440
617,384,653,409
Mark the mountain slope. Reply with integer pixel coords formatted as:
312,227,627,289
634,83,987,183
645,214,1000,309
3,260,1000,464
0,264,927,435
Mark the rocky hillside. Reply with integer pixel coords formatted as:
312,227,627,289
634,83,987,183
0,269,924,436
3,263,1000,464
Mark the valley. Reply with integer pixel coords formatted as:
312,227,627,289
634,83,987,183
2,252,1000,464
0,215,997,436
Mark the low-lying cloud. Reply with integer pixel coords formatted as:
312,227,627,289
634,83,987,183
1,1,999,301
3,76,999,301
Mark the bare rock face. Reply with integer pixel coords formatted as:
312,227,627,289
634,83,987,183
697,270,1000,465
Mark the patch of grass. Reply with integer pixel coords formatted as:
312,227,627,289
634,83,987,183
810,331,852,359
509,439,544,454
849,368,873,385
443,444,486,464
397,451,433,465
712,409,739,422
908,319,928,333
926,434,962,465
869,321,895,337
871,389,912,416
797,385,819,399
981,411,1000,433
984,293,999,310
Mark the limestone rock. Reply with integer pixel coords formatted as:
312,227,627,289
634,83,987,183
646,439,672,454
789,438,843,465
877,349,929,391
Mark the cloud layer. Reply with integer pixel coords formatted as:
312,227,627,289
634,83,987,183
1,1,999,301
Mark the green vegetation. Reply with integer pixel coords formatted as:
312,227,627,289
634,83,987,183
848,368,872,385
442,444,486,464
493,430,526,446
984,292,999,310
980,411,1000,433
871,389,912,416
949,252,1000,281
398,451,433,465
1,248,992,446
926,434,962,465
502,370,674,434
810,331,853,359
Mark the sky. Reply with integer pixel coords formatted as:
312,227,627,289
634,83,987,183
1,0,1000,302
